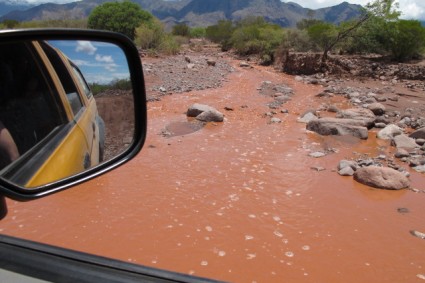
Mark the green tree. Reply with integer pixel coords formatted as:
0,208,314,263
381,20,425,61
172,23,190,37
87,1,153,40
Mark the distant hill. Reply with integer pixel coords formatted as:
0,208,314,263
0,0,363,28
0,0,35,17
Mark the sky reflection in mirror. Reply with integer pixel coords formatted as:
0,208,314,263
49,40,130,85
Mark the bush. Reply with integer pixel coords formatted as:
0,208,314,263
135,18,165,50
135,18,181,55
88,1,153,40
172,23,190,37
280,29,318,52
307,22,338,51
205,20,234,50
90,79,132,95
159,35,180,55
190,27,206,38
230,17,284,65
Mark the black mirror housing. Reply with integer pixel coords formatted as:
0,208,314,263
0,29,147,201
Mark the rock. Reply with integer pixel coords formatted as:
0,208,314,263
298,112,318,124
410,230,425,239
336,108,375,123
416,139,425,146
187,63,195,69
413,165,425,173
311,166,326,171
338,166,355,176
338,160,357,171
368,103,386,115
224,106,234,111
159,87,167,92
207,59,216,66
307,118,369,139
409,127,425,140
327,105,339,113
377,124,403,140
196,110,224,122
392,134,419,150
240,61,250,67
395,149,410,158
184,56,191,63
309,151,326,158
353,166,410,190
270,117,282,123
375,123,387,128
187,103,217,117
187,103,224,122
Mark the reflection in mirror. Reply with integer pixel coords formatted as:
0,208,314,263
0,40,134,189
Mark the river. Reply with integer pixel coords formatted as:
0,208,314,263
1,61,424,283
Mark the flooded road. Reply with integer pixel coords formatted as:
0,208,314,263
1,62,425,283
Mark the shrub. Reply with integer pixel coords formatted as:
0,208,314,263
172,23,190,37
190,27,206,38
159,35,180,55
135,18,165,50
205,20,234,50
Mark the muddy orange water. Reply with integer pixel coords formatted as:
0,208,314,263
1,62,425,283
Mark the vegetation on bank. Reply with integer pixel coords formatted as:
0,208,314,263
1,0,424,63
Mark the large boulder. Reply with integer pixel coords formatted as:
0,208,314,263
306,118,369,139
354,166,410,190
377,124,403,140
187,104,224,122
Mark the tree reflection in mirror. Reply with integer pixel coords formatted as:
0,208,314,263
0,40,134,189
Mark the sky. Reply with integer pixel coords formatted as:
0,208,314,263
283,0,425,20
19,0,425,20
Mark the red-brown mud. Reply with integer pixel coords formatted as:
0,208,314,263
0,60,424,283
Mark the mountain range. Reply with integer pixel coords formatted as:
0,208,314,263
0,0,363,28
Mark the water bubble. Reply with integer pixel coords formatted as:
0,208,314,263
205,226,213,232
285,251,294,257
218,251,226,257
302,245,310,251
417,274,425,280
245,235,254,240
201,261,208,266
273,216,281,222
274,230,283,238
247,254,256,260
248,214,256,219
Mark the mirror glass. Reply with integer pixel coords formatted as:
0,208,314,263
0,39,134,188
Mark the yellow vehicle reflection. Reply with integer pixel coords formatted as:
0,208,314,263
0,41,105,188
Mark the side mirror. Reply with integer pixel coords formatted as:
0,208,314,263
0,29,146,201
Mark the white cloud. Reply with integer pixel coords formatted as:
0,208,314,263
95,54,114,64
75,41,97,55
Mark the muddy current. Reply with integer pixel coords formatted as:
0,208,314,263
1,58,424,283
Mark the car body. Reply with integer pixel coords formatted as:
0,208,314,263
0,39,105,188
